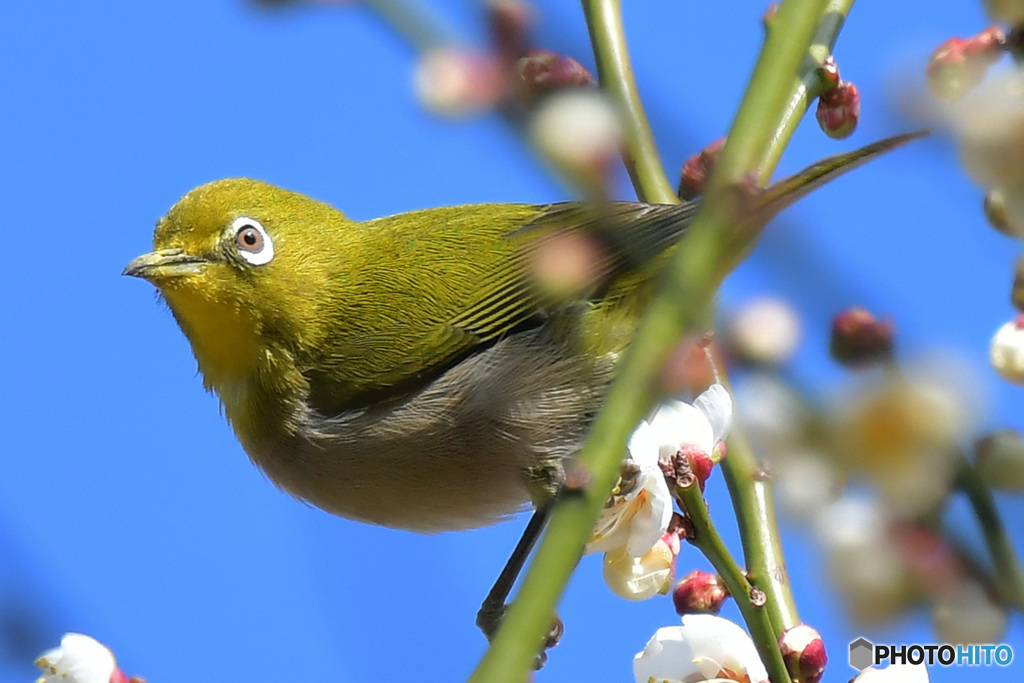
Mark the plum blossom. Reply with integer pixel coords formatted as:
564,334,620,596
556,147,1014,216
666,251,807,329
633,614,768,683
587,384,732,599
603,529,681,601
35,633,126,683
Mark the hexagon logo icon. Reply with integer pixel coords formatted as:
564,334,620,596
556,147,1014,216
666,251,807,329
849,637,874,671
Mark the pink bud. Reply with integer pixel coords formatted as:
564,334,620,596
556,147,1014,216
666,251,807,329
682,444,715,492
829,307,894,367
778,624,827,683
815,81,860,139
677,137,726,201
513,49,594,105
927,27,1006,100
672,569,729,615
413,49,505,117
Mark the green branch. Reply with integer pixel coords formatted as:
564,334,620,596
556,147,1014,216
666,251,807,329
676,482,794,683
581,0,677,203
757,0,855,181
721,429,800,634
715,0,855,640
469,1,832,680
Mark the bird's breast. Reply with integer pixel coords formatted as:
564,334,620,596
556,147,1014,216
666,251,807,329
234,325,614,532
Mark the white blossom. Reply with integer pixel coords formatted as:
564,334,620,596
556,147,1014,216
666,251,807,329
991,317,1024,384
35,633,119,683
588,384,732,559
602,530,679,601
633,614,768,683
588,384,732,600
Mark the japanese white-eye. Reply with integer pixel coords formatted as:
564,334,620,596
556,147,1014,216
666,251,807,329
124,134,918,532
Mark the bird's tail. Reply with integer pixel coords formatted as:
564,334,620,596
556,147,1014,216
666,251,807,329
755,130,928,222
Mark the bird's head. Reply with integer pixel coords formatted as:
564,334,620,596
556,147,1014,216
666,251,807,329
124,178,349,391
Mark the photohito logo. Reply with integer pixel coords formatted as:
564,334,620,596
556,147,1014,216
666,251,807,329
849,637,1014,671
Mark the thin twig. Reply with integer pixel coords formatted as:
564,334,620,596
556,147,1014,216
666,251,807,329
676,482,794,683
580,0,677,203
469,1,832,680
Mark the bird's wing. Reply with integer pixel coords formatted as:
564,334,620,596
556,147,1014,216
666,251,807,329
517,200,699,284
442,200,700,341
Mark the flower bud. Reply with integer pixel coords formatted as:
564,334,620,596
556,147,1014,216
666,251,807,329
976,429,1024,491
956,74,1024,190
828,307,893,367
684,444,715,491
672,569,729,615
727,297,802,366
778,624,827,683
927,28,1006,100
660,335,716,398
991,315,1024,383
677,137,725,201
816,81,860,139
603,530,680,600
528,230,605,299
530,89,621,189
513,49,594,106
413,49,505,117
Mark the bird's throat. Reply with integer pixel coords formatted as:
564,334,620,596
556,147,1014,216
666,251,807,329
162,287,264,395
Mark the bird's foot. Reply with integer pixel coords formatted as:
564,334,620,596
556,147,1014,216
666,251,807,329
476,601,563,669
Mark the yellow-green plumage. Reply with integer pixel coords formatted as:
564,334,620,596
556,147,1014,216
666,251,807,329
124,132,921,531
133,180,642,530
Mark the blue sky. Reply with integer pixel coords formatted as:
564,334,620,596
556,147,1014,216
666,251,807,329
2,1,1022,681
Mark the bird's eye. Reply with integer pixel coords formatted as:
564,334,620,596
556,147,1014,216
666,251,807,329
230,216,274,266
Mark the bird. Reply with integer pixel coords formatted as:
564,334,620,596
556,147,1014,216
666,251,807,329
124,133,921,535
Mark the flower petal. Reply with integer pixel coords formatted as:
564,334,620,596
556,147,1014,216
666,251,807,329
628,419,661,467
604,531,679,601
625,472,673,557
634,615,768,683
693,383,733,444
651,401,715,456
35,633,117,683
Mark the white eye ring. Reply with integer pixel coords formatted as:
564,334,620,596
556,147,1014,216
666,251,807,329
230,216,275,266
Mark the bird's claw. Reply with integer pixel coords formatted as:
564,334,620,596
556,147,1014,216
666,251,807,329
476,601,563,670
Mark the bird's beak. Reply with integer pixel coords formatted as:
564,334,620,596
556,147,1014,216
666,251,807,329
123,248,207,281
